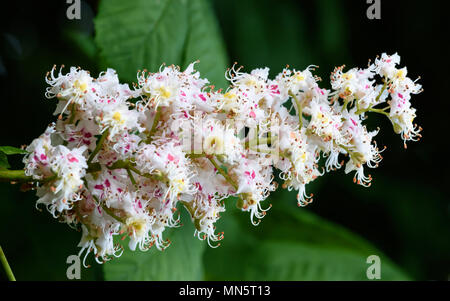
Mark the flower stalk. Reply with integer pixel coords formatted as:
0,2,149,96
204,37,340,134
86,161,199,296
0,245,16,281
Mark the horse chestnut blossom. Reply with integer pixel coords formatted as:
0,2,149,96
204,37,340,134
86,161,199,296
8,53,422,266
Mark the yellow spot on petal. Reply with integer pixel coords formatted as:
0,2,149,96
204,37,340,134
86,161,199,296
342,72,353,80
301,152,306,163
126,217,147,237
73,80,88,92
223,92,236,99
294,73,305,82
395,69,405,80
112,112,125,125
159,86,171,98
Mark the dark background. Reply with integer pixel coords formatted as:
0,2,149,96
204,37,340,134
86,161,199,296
0,0,448,280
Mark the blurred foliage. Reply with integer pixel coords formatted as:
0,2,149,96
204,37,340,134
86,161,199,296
104,207,206,280
0,0,448,281
203,190,409,280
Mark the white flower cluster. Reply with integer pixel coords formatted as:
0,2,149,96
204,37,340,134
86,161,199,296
23,53,422,266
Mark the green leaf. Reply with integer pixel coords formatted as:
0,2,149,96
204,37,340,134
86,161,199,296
95,0,228,87
203,192,409,280
0,146,28,155
233,240,406,281
181,0,228,88
0,185,103,280
0,152,10,169
213,0,313,75
103,207,206,280
0,146,27,169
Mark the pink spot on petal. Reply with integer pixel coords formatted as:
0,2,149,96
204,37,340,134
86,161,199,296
195,182,203,191
68,155,79,163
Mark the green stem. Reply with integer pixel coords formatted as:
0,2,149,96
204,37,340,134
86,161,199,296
355,80,389,115
101,204,126,224
0,170,33,182
0,170,56,183
289,92,303,128
244,137,271,149
91,194,126,224
0,159,168,187
87,128,110,164
341,98,351,112
108,160,170,186
68,103,77,124
367,108,389,116
126,168,137,186
0,245,16,281
375,80,388,103
207,156,238,191
146,107,162,144
127,165,142,175
186,153,207,159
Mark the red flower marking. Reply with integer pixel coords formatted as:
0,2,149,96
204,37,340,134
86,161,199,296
167,153,175,162
68,155,79,163
195,182,203,191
